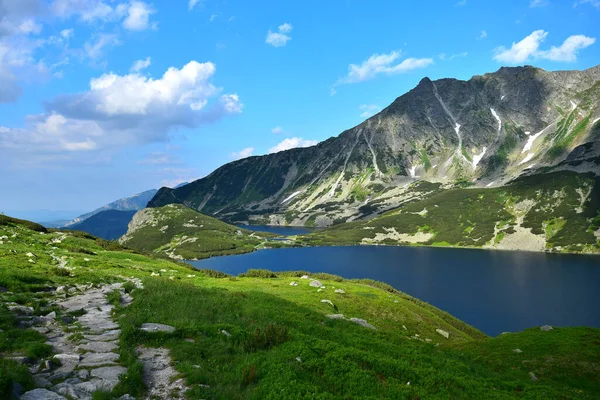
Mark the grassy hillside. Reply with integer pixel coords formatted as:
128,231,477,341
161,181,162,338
67,209,136,240
296,171,600,254
0,215,599,398
119,204,276,260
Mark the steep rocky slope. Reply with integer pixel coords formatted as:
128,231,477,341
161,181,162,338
150,65,600,227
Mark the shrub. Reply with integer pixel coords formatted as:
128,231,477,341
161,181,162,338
240,323,289,352
241,364,258,387
239,269,278,278
26,343,53,359
122,281,136,294
67,247,97,255
197,269,231,278
53,267,71,277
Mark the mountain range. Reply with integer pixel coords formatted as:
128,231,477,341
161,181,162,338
149,65,600,229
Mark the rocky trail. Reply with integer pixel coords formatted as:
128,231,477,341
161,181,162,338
4,278,187,400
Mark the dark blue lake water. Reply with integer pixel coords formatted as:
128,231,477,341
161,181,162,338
237,225,318,236
189,245,600,336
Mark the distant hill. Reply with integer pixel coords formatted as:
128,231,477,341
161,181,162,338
63,189,158,227
119,204,274,259
67,210,137,240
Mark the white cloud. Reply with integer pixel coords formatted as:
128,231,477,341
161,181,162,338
130,56,151,72
478,30,488,40
138,152,178,165
0,61,243,165
539,35,596,61
530,0,548,7
272,126,284,134
266,22,293,47
337,51,433,85
439,52,468,60
60,28,74,39
268,137,318,154
51,0,118,22
493,30,595,63
574,0,600,8
122,1,155,31
493,30,547,63
210,14,217,22
230,147,254,160
188,0,201,10
83,33,120,59
455,0,467,6
359,104,380,118
278,23,292,33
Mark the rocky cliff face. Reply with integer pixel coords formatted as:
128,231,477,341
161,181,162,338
149,65,600,227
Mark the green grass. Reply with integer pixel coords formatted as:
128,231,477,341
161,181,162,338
0,209,599,399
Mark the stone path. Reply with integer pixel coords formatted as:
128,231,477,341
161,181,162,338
20,280,142,400
137,346,187,400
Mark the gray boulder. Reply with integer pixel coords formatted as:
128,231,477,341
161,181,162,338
540,325,553,331
309,280,323,288
21,389,67,400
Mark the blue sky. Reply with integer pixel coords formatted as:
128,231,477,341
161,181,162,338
1,0,599,218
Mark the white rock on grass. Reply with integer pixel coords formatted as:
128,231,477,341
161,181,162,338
436,329,450,339
540,325,553,331
221,330,232,337
140,323,176,333
300,275,309,279
289,281,299,286
349,318,376,330
309,280,323,287
334,289,345,294
513,349,522,354
320,299,335,307
325,314,345,320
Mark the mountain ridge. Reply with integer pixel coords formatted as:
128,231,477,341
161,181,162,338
149,65,600,228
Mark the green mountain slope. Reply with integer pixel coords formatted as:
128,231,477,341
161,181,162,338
67,209,136,240
149,65,600,229
0,216,599,398
119,204,275,260
297,171,600,254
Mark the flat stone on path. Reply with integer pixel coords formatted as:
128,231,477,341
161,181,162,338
137,346,187,399
78,340,119,353
140,323,176,333
91,366,127,382
21,389,67,400
79,352,119,367
84,329,121,342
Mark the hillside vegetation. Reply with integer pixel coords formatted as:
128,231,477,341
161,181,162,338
119,204,276,260
0,215,599,398
297,171,600,254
